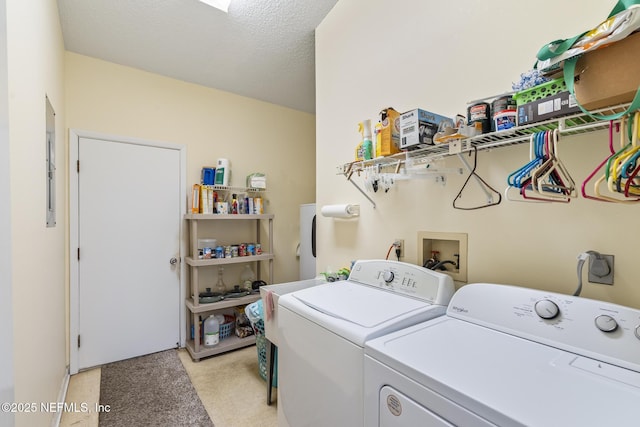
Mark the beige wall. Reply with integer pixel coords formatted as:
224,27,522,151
316,0,640,308
0,0,14,424
65,52,316,285
7,0,66,425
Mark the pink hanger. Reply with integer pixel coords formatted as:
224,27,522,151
581,121,617,202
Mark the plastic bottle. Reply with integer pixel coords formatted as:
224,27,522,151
356,122,365,161
358,119,373,160
240,265,256,292
231,194,238,214
203,315,220,347
214,158,230,186
362,119,373,160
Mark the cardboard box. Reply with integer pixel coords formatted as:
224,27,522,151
246,173,266,189
517,91,581,125
573,31,640,110
376,108,401,156
400,109,453,150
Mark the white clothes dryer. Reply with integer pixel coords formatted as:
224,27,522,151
277,259,455,427
365,283,640,427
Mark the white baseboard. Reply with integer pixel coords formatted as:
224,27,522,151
51,367,70,427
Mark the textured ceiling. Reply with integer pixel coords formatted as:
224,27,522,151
57,0,339,113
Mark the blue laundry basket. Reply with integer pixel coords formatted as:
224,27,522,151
245,300,278,387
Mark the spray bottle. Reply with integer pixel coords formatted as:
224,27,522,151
357,119,373,160
355,123,365,161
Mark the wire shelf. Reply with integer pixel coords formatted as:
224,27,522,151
338,103,631,176
200,184,266,193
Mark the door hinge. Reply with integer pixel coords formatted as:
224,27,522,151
77,335,81,348
77,160,80,173
77,248,80,260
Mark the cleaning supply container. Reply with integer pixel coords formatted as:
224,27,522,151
214,158,230,186
203,315,220,347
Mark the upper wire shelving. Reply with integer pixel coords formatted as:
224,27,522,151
338,102,630,177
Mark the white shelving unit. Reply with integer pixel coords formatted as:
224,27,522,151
184,212,274,361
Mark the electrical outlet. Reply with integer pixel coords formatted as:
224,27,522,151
394,239,404,259
588,254,614,285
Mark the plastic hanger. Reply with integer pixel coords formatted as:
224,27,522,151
581,121,617,202
623,160,640,196
613,112,640,194
594,114,640,203
532,130,576,199
603,114,634,191
520,175,571,203
507,133,545,188
521,131,566,202
507,130,573,203
506,131,555,202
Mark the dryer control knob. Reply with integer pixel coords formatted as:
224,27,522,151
382,270,395,283
595,314,618,332
635,325,640,340
534,299,560,320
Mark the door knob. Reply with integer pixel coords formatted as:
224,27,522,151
169,257,178,265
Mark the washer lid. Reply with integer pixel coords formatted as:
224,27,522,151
291,280,430,328
366,317,640,427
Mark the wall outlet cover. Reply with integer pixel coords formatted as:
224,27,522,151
588,254,614,285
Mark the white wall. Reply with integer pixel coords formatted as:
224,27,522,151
316,0,640,307
0,0,14,425
7,0,66,425
65,52,316,287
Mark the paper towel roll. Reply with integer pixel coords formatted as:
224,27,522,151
321,204,360,218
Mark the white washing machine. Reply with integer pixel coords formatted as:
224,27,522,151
277,259,455,427
365,283,640,426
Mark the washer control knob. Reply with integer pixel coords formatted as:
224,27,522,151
382,270,395,283
635,325,640,340
595,315,618,332
534,299,560,320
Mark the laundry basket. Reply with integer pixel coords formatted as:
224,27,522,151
245,300,278,387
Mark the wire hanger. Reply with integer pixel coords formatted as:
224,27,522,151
453,146,502,210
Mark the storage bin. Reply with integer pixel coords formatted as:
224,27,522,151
513,78,567,108
197,238,217,250
219,321,234,341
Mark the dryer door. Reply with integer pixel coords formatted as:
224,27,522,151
380,386,454,427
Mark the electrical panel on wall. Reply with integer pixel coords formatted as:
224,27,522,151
46,96,56,228
418,231,467,284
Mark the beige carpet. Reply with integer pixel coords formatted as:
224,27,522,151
99,350,213,426
61,346,277,427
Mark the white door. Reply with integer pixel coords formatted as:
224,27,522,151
70,132,185,372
